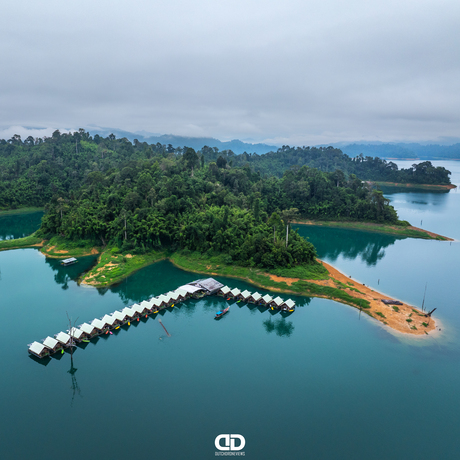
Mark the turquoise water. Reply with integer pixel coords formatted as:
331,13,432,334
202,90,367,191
0,210,43,240
1,163,460,459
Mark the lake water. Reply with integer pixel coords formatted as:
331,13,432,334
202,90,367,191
1,163,460,459
0,210,43,240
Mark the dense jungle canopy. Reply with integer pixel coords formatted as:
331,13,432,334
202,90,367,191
0,130,425,269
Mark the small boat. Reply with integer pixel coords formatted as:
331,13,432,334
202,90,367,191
215,306,230,319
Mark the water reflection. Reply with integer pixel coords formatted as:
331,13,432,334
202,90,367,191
45,256,98,289
263,317,294,337
295,225,405,266
68,355,81,406
0,211,44,240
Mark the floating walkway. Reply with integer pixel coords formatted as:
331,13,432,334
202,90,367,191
28,278,296,359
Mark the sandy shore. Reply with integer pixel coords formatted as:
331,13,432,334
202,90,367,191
268,260,437,336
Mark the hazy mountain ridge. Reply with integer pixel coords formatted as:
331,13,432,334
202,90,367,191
87,128,277,155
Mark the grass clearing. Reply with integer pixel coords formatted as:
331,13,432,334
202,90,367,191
0,234,43,251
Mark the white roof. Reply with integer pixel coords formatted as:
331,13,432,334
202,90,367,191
140,300,151,309
91,319,106,330
220,286,231,294
122,307,137,318
80,323,97,334
43,336,59,349
69,327,84,339
167,291,179,301
55,332,71,344
29,341,47,355
175,288,188,297
262,294,273,303
273,296,284,306
231,288,241,296
101,315,117,326
241,290,252,299
159,294,172,303
152,298,162,307
251,292,262,301
112,311,126,321
133,304,145,314
284,299,295,308
178,284,203,294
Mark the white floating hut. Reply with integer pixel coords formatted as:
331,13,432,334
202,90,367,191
112,311,128,325
218,286,231,297
91,318,107,333
240,290,252,301
282,299,296,311
230,288,241,299
248,292,262,303
43,336,62,353
270,296,284,308
80,323,99,338
69,327,84,342
55,331,72,347
29,341,50,358
101,315,117,328
260,294,273,305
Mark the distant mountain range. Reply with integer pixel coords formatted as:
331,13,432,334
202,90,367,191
87,127,277,155
87,127,460,159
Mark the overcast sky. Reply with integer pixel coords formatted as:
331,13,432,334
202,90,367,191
1,0,459,145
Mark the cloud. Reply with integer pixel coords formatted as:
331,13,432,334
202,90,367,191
1,0,459,144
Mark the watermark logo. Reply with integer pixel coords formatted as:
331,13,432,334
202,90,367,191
215,434,245,456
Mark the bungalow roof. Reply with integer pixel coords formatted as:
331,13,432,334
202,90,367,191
69,327,84,339
251,292,262,301
29,341,47,355
55,331,71,344
80,323,97,334
220,286,231,294
112,311,126,322
284,299,295,309
230,288,241,296
262,294,273,303
178,284,203,294
91,319,106,330
43,336,59,349
240,290,252,299
175,288,188,298
152,298,162,307
272,296,284,306
101,315,117,326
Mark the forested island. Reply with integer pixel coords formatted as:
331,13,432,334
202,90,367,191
0,130,447,334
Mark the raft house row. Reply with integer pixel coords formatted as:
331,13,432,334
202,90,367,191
28,278,296,359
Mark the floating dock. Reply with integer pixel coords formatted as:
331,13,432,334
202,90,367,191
28,278,296,358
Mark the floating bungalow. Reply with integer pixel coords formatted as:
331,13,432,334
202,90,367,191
28,341,50,358
55,331,73,347
122,307,138,320
101,315,118,329
248,292,262,304
61,257,77,266
43,336,62,353
240,290,252,301
229,288,241,299
270,296,285,309
174,288,189,301
91,318,108,334
27,277,297,359
281,299,296,312
260,294,273,306
218,286,231,297
150,298,163,311
79,323,99,338
69,327,85,342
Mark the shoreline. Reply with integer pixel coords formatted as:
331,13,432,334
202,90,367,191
0,207,44,216
0,239,439,336
372,181,456,191
292,220,453,241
